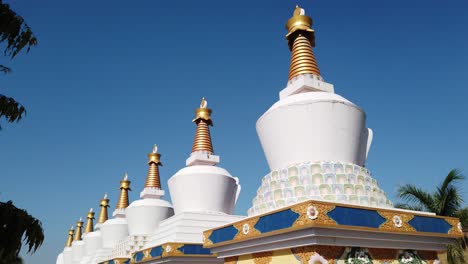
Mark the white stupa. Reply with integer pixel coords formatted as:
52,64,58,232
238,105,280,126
143,98,243,247
125,145,174,250
98,173,131,261
80,203,104,264
58,226,74,264
71,218,85,264
249,6,392,216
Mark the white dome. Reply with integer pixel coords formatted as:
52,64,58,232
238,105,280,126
71,240,84,264
126,198,174,236
56,253,63,264
62,247,72,264
83,230,102,257
168,165,240,215
257,92,372,170
100,217,128,249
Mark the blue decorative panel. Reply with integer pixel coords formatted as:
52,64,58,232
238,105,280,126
133,251,144,262
108,261,114,264
150,246,163,258
409,216,451,233
209,225,238,244
254,209,300,233
179,244,212,255
327,206,386,228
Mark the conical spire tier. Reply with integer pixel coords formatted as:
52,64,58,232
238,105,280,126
145,144,162,189
286,5,321,81
65,226,74,247
117,173,131,209
191,98,214,154
97,193,110,224
85,208,95,233
279,5,334,99
73,219,83,241
186,98,220,166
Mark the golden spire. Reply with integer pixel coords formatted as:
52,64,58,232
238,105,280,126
97,193,110,224
191,98,214,154
144,144,163,188
85,208,95,233
73,218,84,241
116,173,131,209
285,5,321,80
65,226,74,247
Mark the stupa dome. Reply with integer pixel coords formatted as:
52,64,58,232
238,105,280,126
168,98,241,215
100,174,131,248
126,145,174,236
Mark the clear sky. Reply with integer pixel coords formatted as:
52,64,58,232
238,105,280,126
1,0,467,263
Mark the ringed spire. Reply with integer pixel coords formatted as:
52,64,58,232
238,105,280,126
191,97,214,154
65,226,74,247
73,218,84,241
84,208,95,233
286,5,321,81
97,193,110,224
116,172,131,209
144,144,162,188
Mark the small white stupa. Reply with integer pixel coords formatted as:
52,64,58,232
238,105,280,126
126,145,174,250
169,98,241,215
98,173,131,261
143,98,243,247
58,226,74,264
70,218,85,264
80,202,105,264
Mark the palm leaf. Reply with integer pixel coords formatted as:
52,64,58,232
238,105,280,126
0,94,26,129
397,184,435,212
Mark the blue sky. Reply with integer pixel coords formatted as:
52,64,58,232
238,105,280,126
1,0,467,263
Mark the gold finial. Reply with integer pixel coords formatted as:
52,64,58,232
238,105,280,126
98,193,110,224
145,144,163,188
117,173,131,209
65,226,74,247
85,208,95,233
74,218,84,241
285,5,321,80
191,98,214,154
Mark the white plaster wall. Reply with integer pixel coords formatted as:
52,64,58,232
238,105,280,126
257,92,370,170
63,247,72,264
71,240,84,264
56,253,64,264
100,218,129,249
83,230,102,257
168,165,240,215
126,199,174,236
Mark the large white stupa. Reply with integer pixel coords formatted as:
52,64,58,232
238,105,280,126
248,6,392,216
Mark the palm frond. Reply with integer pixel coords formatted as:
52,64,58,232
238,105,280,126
0,201,44,260
397,184,435,212
0,94,26,129
446,239,466,264
393,203,424,212
0,64,11,73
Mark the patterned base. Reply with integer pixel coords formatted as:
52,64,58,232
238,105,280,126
224,246,439,264
248,161,393,216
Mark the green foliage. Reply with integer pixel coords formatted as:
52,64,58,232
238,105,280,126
0,0,37,129
395,169,466,264
0,201,44,261
0,0,37,60
0,94,26,129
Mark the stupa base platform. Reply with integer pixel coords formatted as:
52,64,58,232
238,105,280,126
204,200,463,263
